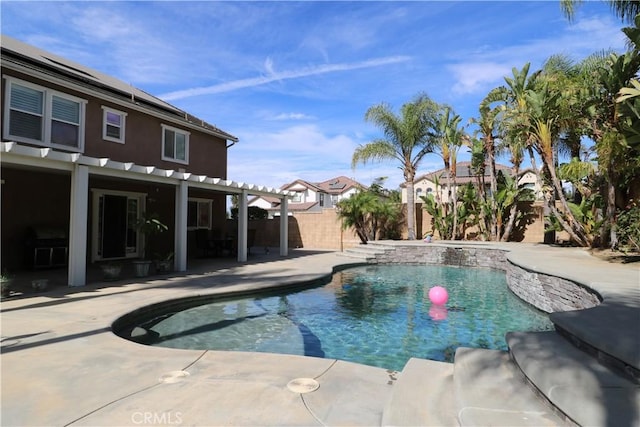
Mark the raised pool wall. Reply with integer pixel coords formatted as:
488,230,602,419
371,243,601,313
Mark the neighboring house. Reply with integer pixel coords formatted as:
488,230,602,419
401,161,543,204
1,35,290,286
248,176,363,217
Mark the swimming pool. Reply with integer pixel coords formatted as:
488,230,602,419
118,265,554,371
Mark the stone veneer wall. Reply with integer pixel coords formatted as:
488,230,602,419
505,262,600,313
374,244,508,270
371,243,600,313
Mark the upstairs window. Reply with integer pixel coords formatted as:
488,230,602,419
51,95,80,147
102,106,127,143
4,77,85,151
162,124,189,164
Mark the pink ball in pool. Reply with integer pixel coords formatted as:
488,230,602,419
428,286,449,305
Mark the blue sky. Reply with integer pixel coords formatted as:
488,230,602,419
1,1,627,190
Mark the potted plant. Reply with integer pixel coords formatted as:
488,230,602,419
154,251,174,273
100,262,123,281
1,271,13,298
133,211,168,277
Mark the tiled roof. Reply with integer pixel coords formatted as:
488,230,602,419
316,176,363,194
403,162,513,187
263,201,318,212
282,176,364,194
248,195,280,206
1,35,238,142
281,179,322,192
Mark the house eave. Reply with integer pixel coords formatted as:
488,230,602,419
1,142,287,197
1,56,239,143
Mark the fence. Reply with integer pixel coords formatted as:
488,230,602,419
237,202,564,251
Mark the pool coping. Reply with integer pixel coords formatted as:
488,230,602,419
1,243,638,426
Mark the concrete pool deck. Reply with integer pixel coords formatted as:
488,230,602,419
1,243,638,426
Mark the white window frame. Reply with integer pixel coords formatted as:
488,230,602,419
187,198,212,230
291,192,302,203
101,106,127,143
90,189,147,262
3,76,86,152
161,124,189,164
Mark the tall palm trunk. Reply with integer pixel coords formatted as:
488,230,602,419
536,143,592,246
603,169,618,248
406,175,416,240
450,157,459,239
500,163,521,241
442,158,451,239
404,163,416,240
487,142,498,240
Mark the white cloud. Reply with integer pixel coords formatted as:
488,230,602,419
69,6,180,84
448,62,512,95
159,56,411,101
270,113,314,121
446,14,626,96
264,57,276,76
227,124,447,190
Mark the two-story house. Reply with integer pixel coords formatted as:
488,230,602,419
401,162,543,204
248,176,362,217
1,35,291,286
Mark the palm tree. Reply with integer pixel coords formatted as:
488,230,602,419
336,190,378,244
561,0,640,23
484,64,550,240
488,63,593,245
471,92,505,240
353,94,439,240
582,23,640,247
336,178,403,243
432,106,466,239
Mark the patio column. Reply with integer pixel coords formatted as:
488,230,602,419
237,189,248,262
68,165,88,287
174,181,188,271
279,197,288,256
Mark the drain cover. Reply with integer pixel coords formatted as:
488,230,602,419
287,378,319,393
159,370,190,384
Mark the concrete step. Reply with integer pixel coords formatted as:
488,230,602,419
366,241,398,251
453,347,567,426
550,303,640,374
345,245,389,255
507,331,640,427
337,251,375,261
381,357,456,426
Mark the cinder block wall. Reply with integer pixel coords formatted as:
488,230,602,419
245,209,361,250
242,202,568,250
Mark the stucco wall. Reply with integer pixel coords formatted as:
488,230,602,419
2,69,228,178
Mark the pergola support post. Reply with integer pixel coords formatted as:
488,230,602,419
280,197,288,256
68,165,88,287
175,181,188,271
237,189,248,262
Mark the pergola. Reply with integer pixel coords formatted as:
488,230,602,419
1,141,291,287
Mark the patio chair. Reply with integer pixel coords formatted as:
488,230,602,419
194,228,216,257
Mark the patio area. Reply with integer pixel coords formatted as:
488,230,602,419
1,243,638,426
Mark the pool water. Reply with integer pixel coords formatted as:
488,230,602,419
134,265,554,371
